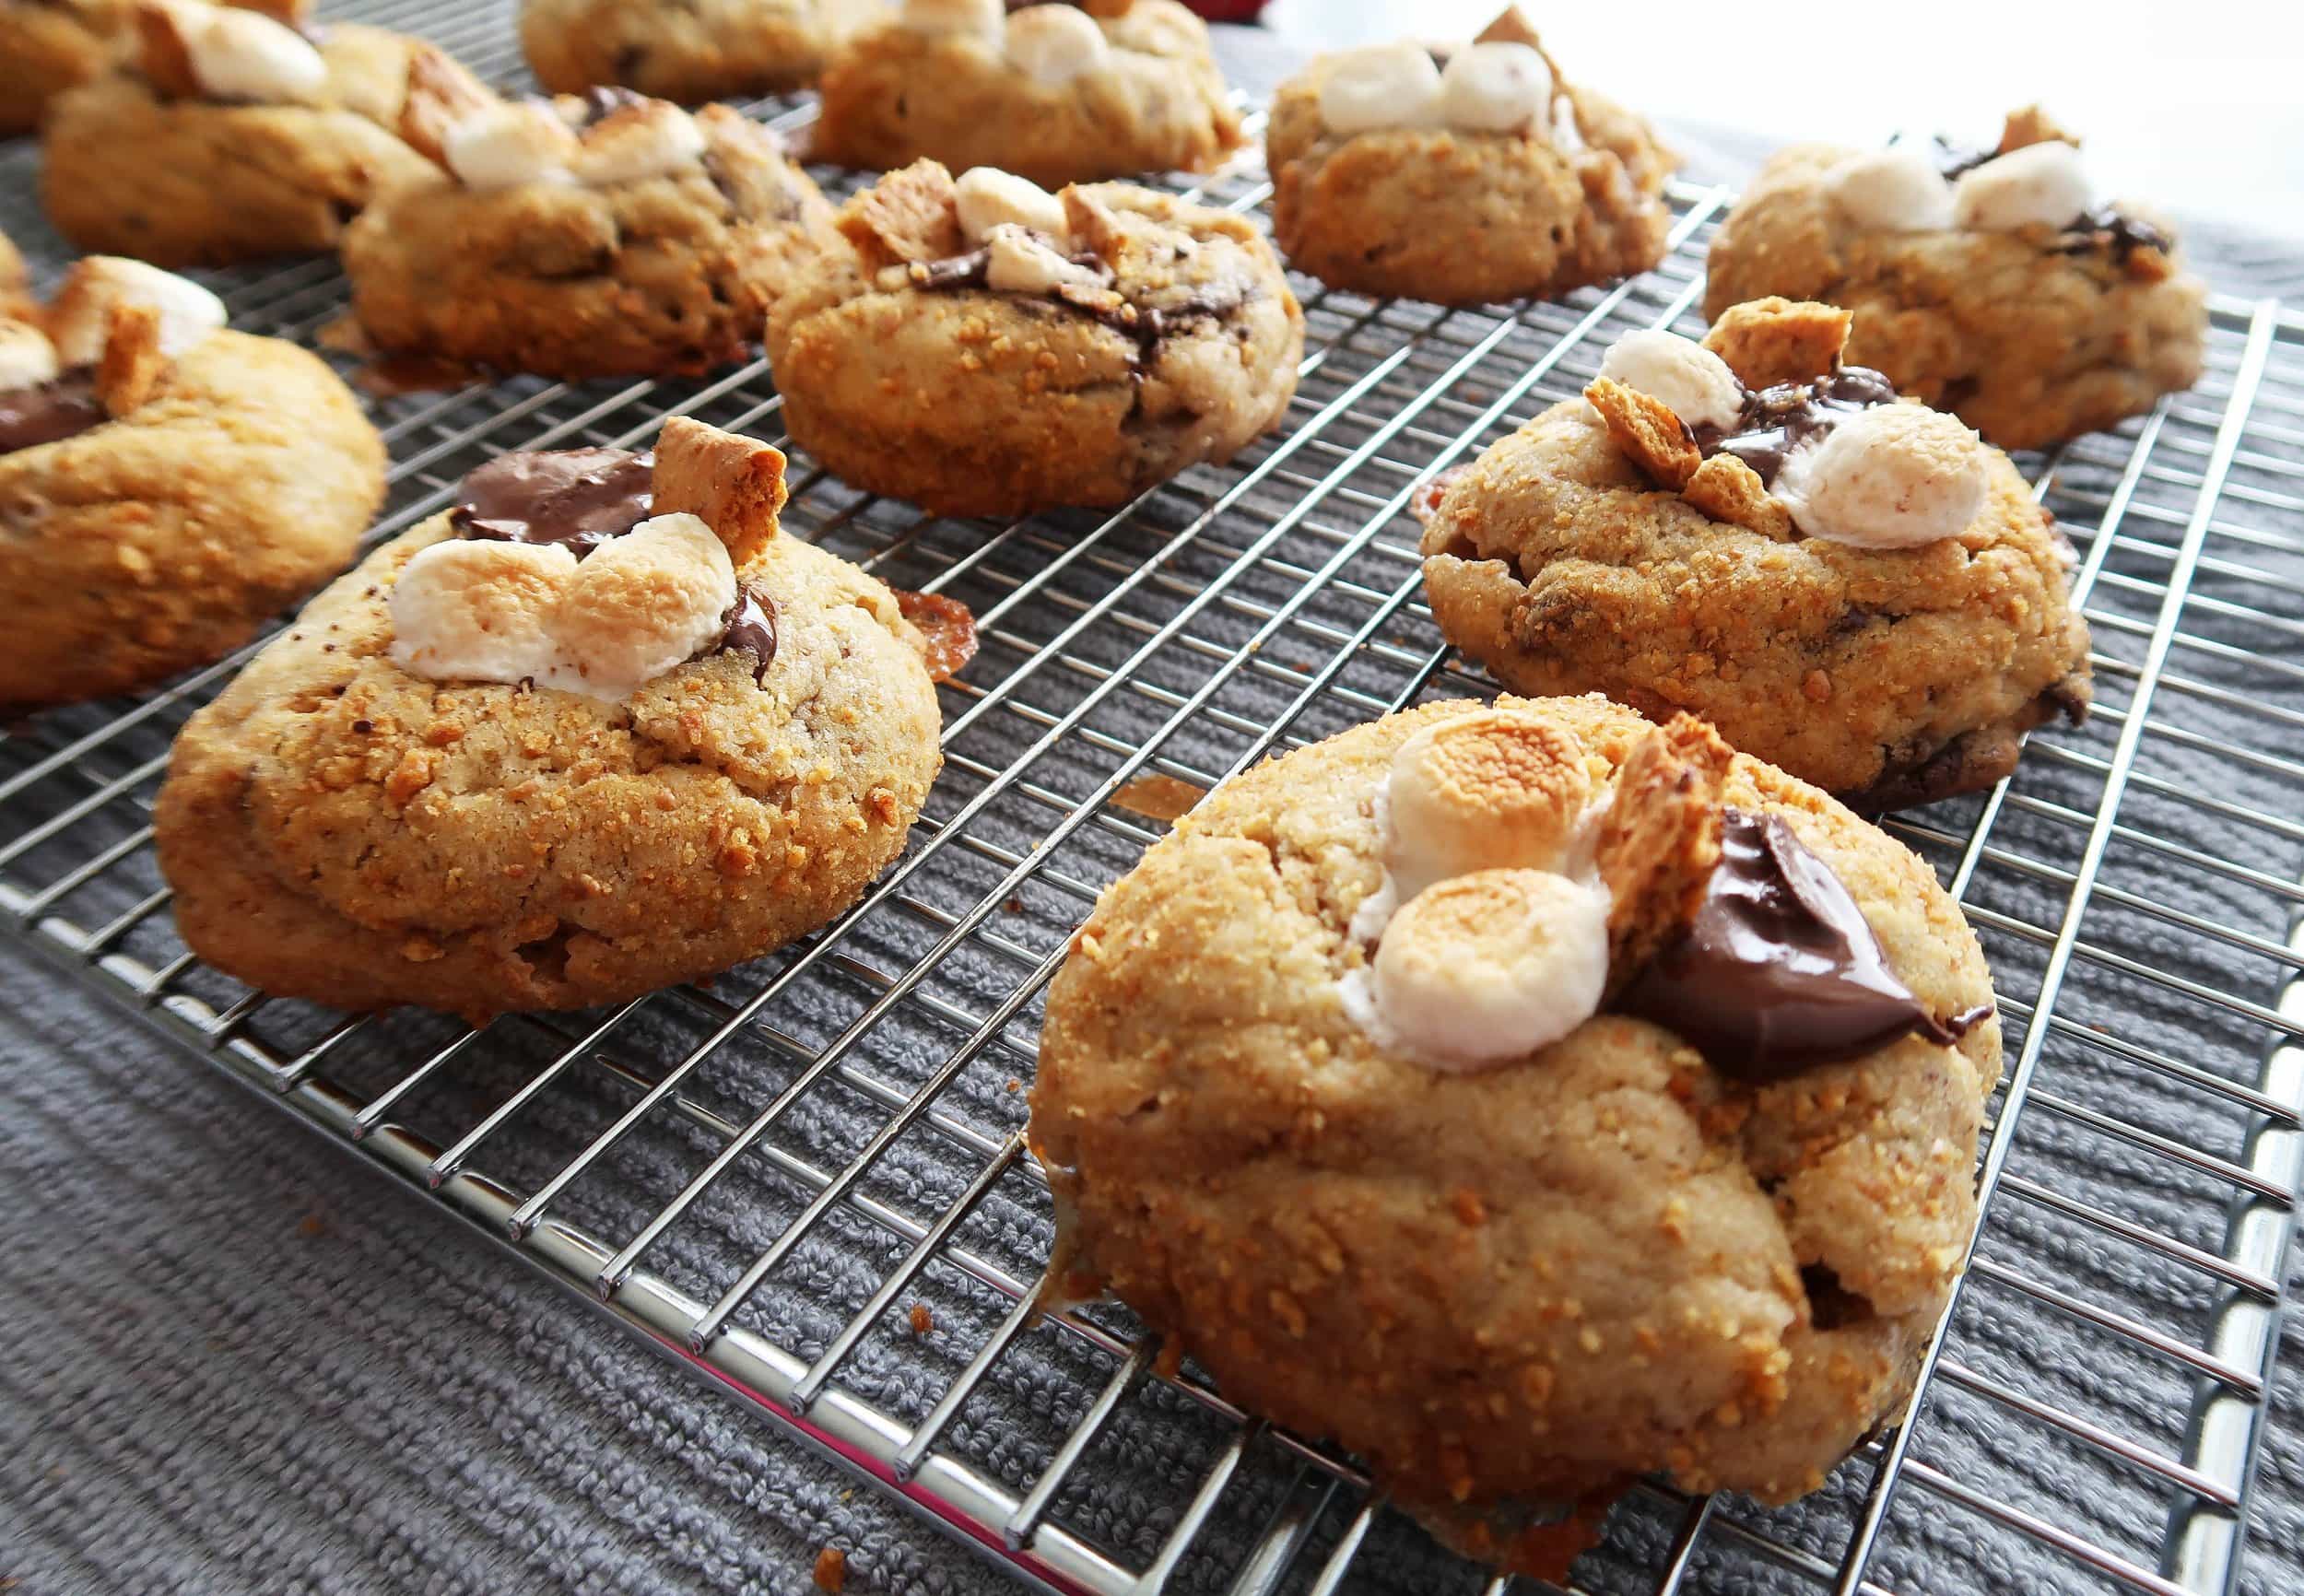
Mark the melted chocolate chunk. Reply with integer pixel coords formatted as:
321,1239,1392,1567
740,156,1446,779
0,370,105,456
1617,808,1988,1080
452,447,656,556
907,241,1244,371
909,249,992,290
1921,135,1995,182
1689,366,1899,487
2054,203,2172,265
719,588,777,681
572,85,648,127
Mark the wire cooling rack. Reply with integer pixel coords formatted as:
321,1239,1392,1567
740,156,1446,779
6,6,2304,1593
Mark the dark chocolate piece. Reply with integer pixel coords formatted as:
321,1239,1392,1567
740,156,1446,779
452,447,656,557
572,85,649,127
1919,135,1995,182
1689,366,1898,487
718,588,777,681
909,249,992,291
0,370,105,456
2053,203,2172,265
1617,807,1987,1079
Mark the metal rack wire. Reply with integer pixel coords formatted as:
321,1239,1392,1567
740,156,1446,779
5,6,2303,1592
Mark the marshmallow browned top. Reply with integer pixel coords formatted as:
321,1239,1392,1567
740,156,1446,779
1343,707,1612,1072
46,256,228,369
1311,10,1558,142
894,0,1205,88
443,95,708,192
1823,126,2098,237
144,1,330,106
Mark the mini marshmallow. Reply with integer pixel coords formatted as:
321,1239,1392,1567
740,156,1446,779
954,166,1069,246
182,5,328,105
899,0,1003,44
1826,146,1955,232
1438,41,1551,135
1952,140,2093,232
983,226,1101,295
1005,2,1110,85
1317,42,1443,137
1595,329,1744,431
1771,404,1990,549
445,101,581,190
543,513,736,699
0,320,59,393
47,257,228,368
1370,869,1609,1071
389,538,572,687
570,102,707,188
1384,709,1593,898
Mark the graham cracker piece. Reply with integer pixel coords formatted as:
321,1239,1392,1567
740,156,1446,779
1998,104,2079,154
1594,713,1733,991
836,160,965,271
1700,298,1850,390
1682,453,1794,537
1585,376,1699,490
397,45,496,166
134,4,204,100
96,303,167,418
652,417,789,568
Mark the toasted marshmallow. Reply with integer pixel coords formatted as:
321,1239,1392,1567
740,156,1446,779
1438,41,1551,135
1385,709,1593,898
1772,404,1990,549
1596,329,1744,431
445,101,581,190
983,226,1101,294
1826,146,1955,232
954,166,1069,246
899,0,1003,44
1952,140,2092,231
47,257,228,368
182,6,328,105
1369,870,1609,1071
0,320,60,393
1317,42,1444,137
1005,3,1109,84
542,513,736,699
571,101,706,187
389,538,572,687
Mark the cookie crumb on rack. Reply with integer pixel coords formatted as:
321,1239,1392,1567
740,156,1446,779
813,1545,846,1592
909,1302,934,1335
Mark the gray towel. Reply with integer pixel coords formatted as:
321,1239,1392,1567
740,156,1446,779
4,5,2303,1595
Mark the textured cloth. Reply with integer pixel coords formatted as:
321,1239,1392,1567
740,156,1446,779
6,8,2304,1596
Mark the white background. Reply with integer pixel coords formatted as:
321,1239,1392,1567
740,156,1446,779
1262,0,2304,233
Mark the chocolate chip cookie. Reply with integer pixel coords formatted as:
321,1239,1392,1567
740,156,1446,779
811,0,1241,188
521,0,875,102
1032,693,1998,1574
1703,109,2208,450
154,419,955,1022
766,158,1302,518
1418,300,2092,810
41,9,490,266
0,253,385,711
343,93,830,380
1265,7,1673,306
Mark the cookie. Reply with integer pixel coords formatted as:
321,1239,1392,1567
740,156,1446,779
41,6,491,266
1417,303,2092,810
765,159,1302,518
1265,7,1673,306
154,418,957,1022
1702,109,2208,450
811,0,1241,188
521,0,874,102
0,252,385,710
1031,693,1999,1574
343,92,830,380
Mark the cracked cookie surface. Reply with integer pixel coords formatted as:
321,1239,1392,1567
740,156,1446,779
153,485,943,1020
41,22,478,266
1418,387,2091,809
1703,142,2207,449
1031,694,1997,1570
765,159,1302,519
343,102,829,379
0,328,384,710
